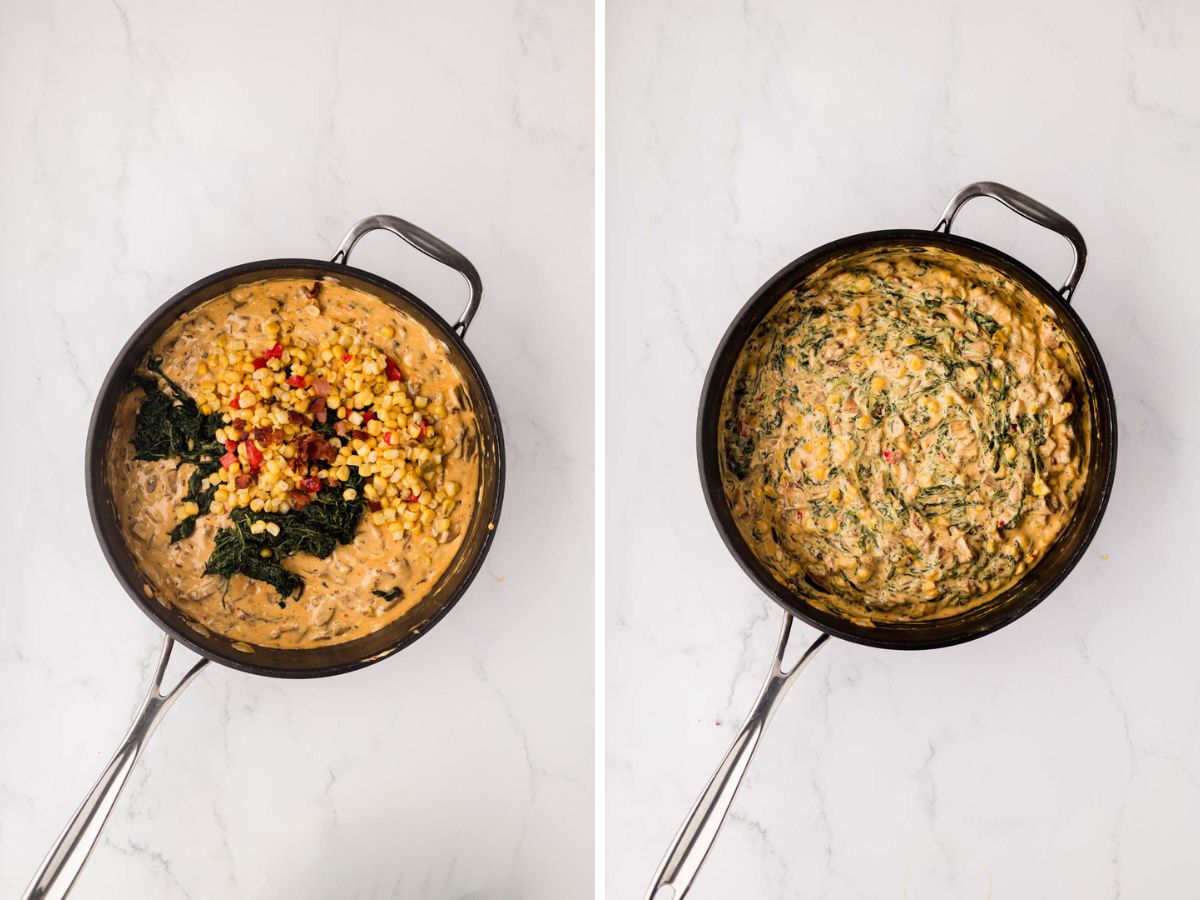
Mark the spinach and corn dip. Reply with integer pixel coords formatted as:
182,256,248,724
719,247,1088,623
107,278,479,649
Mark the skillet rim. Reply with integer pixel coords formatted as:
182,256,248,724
85,257,506,678
697,229,1117,650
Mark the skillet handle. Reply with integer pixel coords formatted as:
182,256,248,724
21,636,208,900
332,215,484,338
643,618,829,900
934,181,1088,303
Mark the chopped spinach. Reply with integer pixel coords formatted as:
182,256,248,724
203,471,367,600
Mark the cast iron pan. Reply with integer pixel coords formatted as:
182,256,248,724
23,215,505,900
645,182,1117,899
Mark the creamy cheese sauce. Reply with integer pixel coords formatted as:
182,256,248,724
106,278,479,649
720,247,1088,623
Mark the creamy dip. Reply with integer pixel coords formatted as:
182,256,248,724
719,247,1088,623
107,278,479,649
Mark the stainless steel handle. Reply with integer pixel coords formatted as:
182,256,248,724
644,617,829,900
22,636,208,900
934,181,1088,303
332,214,484,337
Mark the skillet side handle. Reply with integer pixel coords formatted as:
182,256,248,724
934,181,1088,303
22,636,208,900
644,618,829,900
331,215,483,338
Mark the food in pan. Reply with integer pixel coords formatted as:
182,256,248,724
719,247,1088,623
107,278,478,648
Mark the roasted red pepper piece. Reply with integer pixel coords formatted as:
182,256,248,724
244,441,263,471
286,374,307,388
384,358,403,382
299,476,322,493
220,451,237,469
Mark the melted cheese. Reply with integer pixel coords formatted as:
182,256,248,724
719,247,1088,623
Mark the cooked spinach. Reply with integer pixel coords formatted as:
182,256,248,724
372,586,403,601
203,471,366,600
131,358,225,541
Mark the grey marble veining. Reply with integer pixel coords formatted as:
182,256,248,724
606,0,1199,897
0,1,594,898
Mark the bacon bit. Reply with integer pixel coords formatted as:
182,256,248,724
738,420,750,439
286,374,307,388
312,397,328,424
312,377,330,398
234,474,253,489
351,429,369,441
334,420,352,437
250,426,283,446
286,410,310,426
244,441,264,471
384,358,403,382
299,476,322,493
288,490,312,510
368,501,382,512
220,451,237,469
304,282,322,300
305,435,337,464
882,449,895,463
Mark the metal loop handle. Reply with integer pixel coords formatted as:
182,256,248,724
934,181,1088,303
644,617,829,900
331,214,483,337
22,636,208,900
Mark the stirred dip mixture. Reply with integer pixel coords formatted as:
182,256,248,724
107,278,479,649
720,247,1088,623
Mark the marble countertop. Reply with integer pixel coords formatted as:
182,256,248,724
0,1,593,898
607,0,1200,897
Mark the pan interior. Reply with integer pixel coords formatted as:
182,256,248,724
699,232,1116,650
87,263,504,676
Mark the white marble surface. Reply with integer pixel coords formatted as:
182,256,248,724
607,0,1200,897
0,1,593,898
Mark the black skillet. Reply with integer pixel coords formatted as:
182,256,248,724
23,215,505,900
645,182,1117,899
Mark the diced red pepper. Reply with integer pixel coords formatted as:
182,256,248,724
342,353,351,363
384,358,403,382
244,441,263,471
998,519,1006,528
882,449,894,463
229,396,240,409
250,342,284,370
299,476,322,493
286,374,307,388
224,439,238,453
220,451,237,469
403,491,420,503
362,410,376,422
416,420,428,440
382,431,393,444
